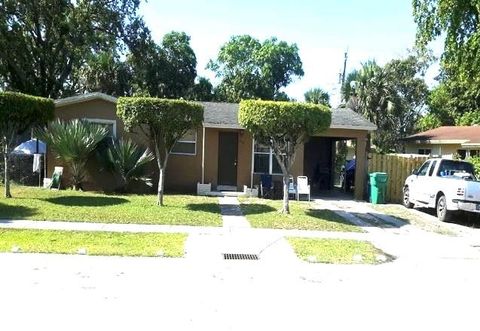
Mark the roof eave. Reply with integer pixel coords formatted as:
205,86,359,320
329,124,377,131
55,93,118,108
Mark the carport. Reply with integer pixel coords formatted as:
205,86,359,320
302,108,376,200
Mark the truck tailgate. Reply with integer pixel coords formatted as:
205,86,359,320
465,181,480,201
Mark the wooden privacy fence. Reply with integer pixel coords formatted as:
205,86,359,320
367,154,429,203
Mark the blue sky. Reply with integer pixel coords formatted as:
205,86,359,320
139,0,440,105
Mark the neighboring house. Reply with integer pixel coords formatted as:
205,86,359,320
404,126,480,160
50,93,376,200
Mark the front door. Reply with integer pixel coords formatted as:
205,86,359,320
218,132,238,186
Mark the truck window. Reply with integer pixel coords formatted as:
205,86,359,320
417,161,431,176
437,160,475,177
428,160,437,176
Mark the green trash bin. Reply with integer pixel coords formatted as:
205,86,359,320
369,172,388,204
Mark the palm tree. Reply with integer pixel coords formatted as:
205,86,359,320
36,119,108,190
103,139,155,192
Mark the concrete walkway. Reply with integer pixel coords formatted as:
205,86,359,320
185,196,299,264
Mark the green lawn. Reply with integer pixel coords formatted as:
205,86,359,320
239,198,361,232
288,237,390,264
0,228,187,257
0,185,221,226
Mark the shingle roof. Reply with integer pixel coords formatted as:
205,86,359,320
202,102,377,131
54,94,377,131
201,102,242,129
406,126,480,144
330,107,377,130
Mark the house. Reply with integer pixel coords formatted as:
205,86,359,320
50,93,376,200
404,126,480,159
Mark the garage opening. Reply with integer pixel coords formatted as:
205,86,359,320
303,137,356,197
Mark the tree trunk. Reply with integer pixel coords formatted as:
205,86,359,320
281,174,290,214
157,166,165,206
4,151,11,198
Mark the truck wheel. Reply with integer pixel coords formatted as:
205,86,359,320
436,194,452,222
403,186,414,209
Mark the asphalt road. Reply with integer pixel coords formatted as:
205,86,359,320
1,248,480,331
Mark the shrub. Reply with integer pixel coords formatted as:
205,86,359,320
101,139,155,192
36,119,109,190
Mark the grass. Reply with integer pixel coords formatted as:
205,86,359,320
0,228,187,257
0,185,222,226
287,237,391,264
239,197,361,232
370,204,456,236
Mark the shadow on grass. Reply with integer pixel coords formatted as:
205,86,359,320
44,196,128,207
0,202,37,219
186,203,221,214
240,204,277,215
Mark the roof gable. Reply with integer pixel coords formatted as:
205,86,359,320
55,92,117,107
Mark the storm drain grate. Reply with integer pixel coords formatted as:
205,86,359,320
223,253,259,260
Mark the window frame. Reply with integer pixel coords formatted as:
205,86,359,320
417,160,431,177
253,141,283,175
418,148,431,155
171,129,197,156
83,118,117,138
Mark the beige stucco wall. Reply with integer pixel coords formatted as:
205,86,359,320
404,143,462,159
164,127,203,192
49,99,129,192
49,98,370,199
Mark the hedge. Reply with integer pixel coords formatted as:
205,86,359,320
0,92,55,132
238,100,331,143
117,97,204,134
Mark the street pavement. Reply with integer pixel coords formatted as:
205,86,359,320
1,196,480,331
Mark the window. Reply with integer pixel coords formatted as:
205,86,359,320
418,148,431,155
253,142,282,174
171,129,196,155
468,150,480,158
417,161,431,176
84,118,116,138
437,160,475,177
457,149,467,160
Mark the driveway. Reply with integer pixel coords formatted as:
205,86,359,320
1,197,480,331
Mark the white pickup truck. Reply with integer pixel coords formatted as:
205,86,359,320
403,158,480,221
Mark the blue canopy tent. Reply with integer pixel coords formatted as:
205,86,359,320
12,138,47,187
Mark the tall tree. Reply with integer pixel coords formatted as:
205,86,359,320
208,35,303,102
79,51,132,96
304,88,331,106
239,100,331,214
187,77,214,101
128,32,197,99
117,98,203,206
413,0,480,118
346,56,428,152
0,0,147,98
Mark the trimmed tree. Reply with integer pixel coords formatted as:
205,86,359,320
117,97,203,205
0,92,54,198
239,100,331,214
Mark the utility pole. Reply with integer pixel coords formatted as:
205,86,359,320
341,51,348,87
